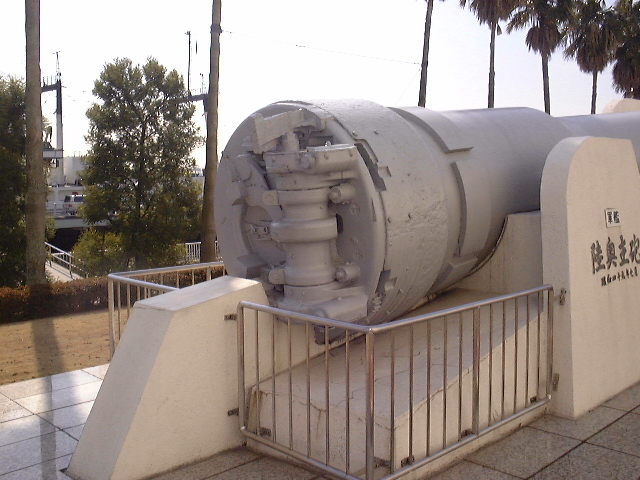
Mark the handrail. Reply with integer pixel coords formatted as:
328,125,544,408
45,242,88,279
108,260,223,279
106,276,179,292
238,284,552,334
370,285,553,333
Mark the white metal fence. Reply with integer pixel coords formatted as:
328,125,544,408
184,242,201,264
237,285,554,480
182,241,221,264
46,202,66,216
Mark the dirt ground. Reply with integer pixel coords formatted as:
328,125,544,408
0,310,111,386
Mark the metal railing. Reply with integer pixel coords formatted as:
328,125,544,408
182,241,221,264
237,285,554,480
46,202,66,216
184,242,201,264
45,242,88,279
107,261,224,356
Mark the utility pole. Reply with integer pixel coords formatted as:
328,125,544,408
200,0,221,262
185,31,192,94
25,0,47,284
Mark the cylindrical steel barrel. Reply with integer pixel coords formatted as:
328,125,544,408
214,99,640,325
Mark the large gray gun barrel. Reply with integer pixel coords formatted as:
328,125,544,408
215,99,640,325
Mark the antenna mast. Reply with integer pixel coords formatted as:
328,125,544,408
42,51,63,160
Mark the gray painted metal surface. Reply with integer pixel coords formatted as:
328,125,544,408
214,100,640,325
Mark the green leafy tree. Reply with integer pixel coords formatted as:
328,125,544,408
72,228,128,277
564,0,617,113
461,0,520,108
81,58,202,271
612,0,640,99
508,0,575,114
0,76,27,287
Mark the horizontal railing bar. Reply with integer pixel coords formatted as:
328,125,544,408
109,261,223,279
369,285,553,334
51,256,72,267
107,275,178,293
240,428,361,480
382,396,551,480
240,284,553,335
239,301,372,333
45,242,69,255
50,256,74,267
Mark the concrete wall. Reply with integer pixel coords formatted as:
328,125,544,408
603,99,640,114
67,277,268,480
541,136,640,418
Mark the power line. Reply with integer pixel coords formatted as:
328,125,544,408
224,29,421,66
396,66,422,104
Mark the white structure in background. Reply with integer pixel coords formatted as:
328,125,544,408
45,157,204,229
48,155,84,187
47,156,85,217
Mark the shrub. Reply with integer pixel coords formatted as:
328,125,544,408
0,265,227,325
0,277,108,324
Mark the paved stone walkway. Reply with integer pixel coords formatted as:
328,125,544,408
2,365,640,479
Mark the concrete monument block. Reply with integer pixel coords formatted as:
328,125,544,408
602,98,640,114
541,136,640,419
67,275,332,480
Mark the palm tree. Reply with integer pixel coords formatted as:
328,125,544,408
612,0,640,99
461,0,520,108
418,0,446,107
564,0,617,113
508,0,575,114
613,36,640,99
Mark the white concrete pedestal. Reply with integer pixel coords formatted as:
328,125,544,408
67,277,268,480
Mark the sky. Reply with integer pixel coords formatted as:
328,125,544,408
1,0,621,166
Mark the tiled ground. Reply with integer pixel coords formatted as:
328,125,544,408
0,366,328,480
3,367,640,480
431,383,640,480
